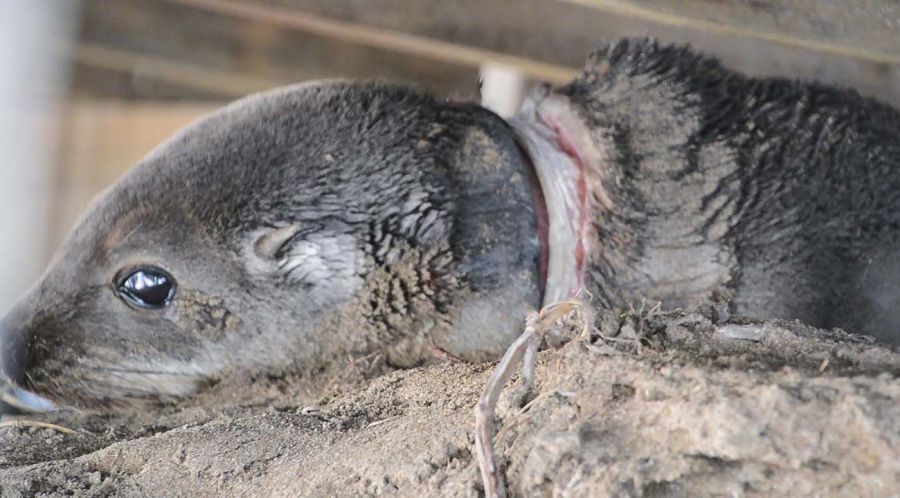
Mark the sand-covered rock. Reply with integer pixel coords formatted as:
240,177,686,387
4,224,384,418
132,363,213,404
1,308,898,497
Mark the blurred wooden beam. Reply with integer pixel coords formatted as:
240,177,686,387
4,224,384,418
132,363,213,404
161,0,900,107
74,0,485,100
76,0,900,109
167,0,579,83
567,0,900,65
72,43,283,98
173,0,900,64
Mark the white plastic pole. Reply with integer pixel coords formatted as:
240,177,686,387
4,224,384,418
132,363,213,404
0,1,77,314
479,62,529,119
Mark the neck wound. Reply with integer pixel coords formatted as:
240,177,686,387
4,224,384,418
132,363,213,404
511,93,591,306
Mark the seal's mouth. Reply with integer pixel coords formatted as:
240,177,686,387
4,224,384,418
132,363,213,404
0,384,56,414
511,90,593,305
42,358,210,409
2,348,215,412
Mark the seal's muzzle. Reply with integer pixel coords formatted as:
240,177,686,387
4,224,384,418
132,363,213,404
0,312,55,414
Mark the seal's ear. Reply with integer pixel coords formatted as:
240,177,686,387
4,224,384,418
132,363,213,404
253,224,304,260
246,223,358,291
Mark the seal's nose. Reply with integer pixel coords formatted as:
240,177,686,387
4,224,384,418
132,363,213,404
0,319,28,385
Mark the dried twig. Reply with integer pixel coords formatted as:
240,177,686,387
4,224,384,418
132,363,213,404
473,300,588,498
0,419,75,434
430,346,464,363
366,415,402,429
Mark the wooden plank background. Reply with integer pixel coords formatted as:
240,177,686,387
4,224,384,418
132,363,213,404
71,0,900,104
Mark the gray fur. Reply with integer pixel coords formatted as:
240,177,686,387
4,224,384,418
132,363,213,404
2,39,900,410
562,40,900,342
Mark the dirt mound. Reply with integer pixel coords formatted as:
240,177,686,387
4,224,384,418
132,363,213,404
1,309,898,497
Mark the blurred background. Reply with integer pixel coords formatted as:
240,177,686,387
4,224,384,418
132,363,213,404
1,0,899,312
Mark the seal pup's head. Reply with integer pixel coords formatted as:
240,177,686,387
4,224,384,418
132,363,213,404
0,81,542,410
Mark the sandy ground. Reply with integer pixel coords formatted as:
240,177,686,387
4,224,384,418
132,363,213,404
1,307,898,497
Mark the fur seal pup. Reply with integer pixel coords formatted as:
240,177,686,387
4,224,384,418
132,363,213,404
2,39,900,410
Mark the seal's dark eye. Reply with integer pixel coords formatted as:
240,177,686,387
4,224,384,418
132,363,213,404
117,268,175,309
